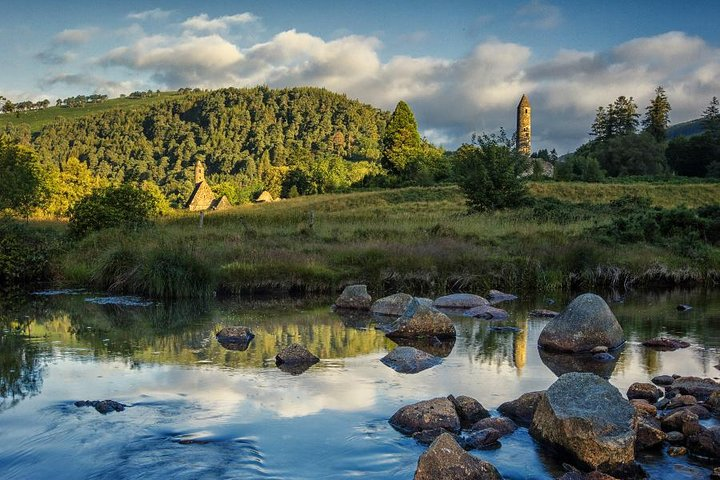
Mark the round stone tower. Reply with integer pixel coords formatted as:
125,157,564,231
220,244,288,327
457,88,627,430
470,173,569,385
194,159,205,184
516,94,531,156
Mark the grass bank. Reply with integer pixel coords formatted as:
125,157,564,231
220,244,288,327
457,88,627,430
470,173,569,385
52,183,720,298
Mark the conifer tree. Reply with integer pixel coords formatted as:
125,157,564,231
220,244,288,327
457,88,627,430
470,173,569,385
642,86,671,141
703,96,720,138
381,101,421,173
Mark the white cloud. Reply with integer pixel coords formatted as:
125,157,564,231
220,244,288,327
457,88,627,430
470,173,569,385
181,13,258,32
516,0,562,30
127,8,173,21
54,27,99,45
82,27,720,152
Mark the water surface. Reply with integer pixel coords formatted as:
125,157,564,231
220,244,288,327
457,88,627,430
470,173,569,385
1,289,719,479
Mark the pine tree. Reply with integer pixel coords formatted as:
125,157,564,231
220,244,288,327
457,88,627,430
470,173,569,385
643,86,671,141
381,101,421,173
703,96,720,138
590,96,639,140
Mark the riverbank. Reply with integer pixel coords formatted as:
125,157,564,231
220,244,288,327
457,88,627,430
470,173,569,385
41,183,719,298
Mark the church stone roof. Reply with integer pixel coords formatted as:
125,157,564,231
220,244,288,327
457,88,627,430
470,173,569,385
185,181,215,211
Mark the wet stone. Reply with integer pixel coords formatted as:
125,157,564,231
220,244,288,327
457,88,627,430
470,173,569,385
469,417,517,437
414,433,502,480
627,382,662,403
380,346,441,374
75,399,127,414
448,395,490,428
463,428,502,450
651,375,675,386
498,391,545,427
667,446,687,457
641,337,690,351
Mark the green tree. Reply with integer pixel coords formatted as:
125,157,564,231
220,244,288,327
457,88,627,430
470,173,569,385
702,96,720,138
68,184,160,238
590,96,639,140
453,132,529,211
555,155,605,182
45,157,107,217
0,141,49,218
643,86,671,141
381,101,421,173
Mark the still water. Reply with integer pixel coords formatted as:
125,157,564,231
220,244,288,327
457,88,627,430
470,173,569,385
1,289,720,479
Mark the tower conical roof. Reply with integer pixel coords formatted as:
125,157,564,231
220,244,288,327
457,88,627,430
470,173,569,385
518,94,530,108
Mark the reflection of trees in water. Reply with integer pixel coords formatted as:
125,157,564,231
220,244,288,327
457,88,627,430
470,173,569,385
0,321,50,412
455,317,529,370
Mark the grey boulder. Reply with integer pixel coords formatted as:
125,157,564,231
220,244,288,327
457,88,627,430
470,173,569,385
414,433,502,480
389,397,461,435
380,346,441,374
538,293,624,353
433,293,489,309
334,284,372,310
371,293,414,317
386,299,456,340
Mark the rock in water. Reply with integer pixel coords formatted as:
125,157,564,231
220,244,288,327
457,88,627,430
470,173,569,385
469,417,517,437
386,299,456,340
432,293,489,309
529,309,559,318
538,293,624,353
463,428,502,450
498,391,545,427
389,397,461,435
334,284,372,310
371,293,413,316
216,326,255,351
530,372,636,472
380,346,441,374
463,305,509,320
641,337,690,351
75,400,127,414
668,376,720,402
626,383,662,403
487,289,518,304
448,395,490,427
275,344,319,375
414,433,502,480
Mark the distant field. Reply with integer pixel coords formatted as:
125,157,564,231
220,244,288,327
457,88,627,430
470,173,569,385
0,91,188,133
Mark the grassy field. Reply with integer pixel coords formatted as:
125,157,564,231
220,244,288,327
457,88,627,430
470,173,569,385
0,92,188,134
53,183,720,298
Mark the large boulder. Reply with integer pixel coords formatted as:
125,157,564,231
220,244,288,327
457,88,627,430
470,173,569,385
380,346,441,374
371,293,413,316
386,299,456,340
538,293,624,353
389,397,461,435
433,293,489,310
334,284,372,310
530,372,636,472
414,433,502,480
498,391,545,427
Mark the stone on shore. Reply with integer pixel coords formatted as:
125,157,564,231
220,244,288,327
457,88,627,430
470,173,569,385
433,293,489,310
386,299,456,340
667,376,720,402
530,372,636,472
389,397,461,435
371,293,414,317
334,284,372,310
414,433,502,480
626,383,662,403
498,391,545,427
380,346,441,374
538,293,624,353
463,305,509,320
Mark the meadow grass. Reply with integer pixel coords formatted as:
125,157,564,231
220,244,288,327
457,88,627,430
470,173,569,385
53,183,720,298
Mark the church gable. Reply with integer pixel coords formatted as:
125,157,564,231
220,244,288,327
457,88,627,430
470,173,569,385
185,181,215,211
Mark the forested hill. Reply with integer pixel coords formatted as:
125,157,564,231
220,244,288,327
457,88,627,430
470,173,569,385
667,118,705,139
27,87,391,205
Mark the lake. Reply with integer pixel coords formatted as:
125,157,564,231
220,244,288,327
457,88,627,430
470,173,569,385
1,288,719,479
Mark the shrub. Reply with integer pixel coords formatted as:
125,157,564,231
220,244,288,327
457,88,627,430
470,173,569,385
68,184,160,238
0,219,63,285
453,133,530,211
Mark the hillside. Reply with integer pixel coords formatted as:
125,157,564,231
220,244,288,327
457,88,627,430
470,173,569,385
667,118,705,139
9,87,391,206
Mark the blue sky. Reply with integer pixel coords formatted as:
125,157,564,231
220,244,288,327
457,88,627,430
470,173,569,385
1,0,719,151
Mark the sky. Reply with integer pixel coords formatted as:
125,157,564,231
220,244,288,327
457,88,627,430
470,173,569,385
1,0,719,152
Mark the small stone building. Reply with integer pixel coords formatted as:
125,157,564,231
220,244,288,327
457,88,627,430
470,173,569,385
185,160,231,211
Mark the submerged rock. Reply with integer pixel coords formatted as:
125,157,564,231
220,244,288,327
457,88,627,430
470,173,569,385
463,428,502,450
414,433,502,480
641,337,690,351
529,309,559,318
498,391,545,427
334,284,372,310
389,397,461,435
432,293,489,310
676,304,693,312
463,305,509,320
380,346,441,374
530,372,636,472
539,348,620,379
215,326,255,351
371,293,414,317
75,399,127,414
487,289,518,304
275,344,319,375
538,293,624,353
470,417,517,437
386,299,456,340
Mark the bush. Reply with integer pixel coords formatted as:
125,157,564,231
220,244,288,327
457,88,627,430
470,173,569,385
0,219,63,285
68,184,160,238
453,133,529,211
